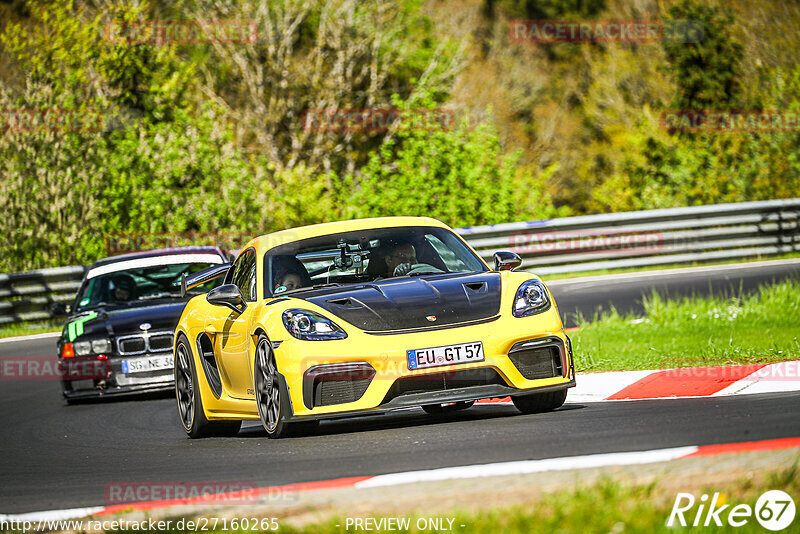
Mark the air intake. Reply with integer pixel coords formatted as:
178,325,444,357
508,338,564,380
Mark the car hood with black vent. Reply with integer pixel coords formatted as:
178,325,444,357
301,272,502,332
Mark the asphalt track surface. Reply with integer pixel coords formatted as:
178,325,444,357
1,261,799,513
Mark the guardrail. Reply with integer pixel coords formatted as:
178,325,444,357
0,266,86,325
1,199,798,326
460,198,800,275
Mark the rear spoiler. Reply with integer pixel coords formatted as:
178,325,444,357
181,264,231,297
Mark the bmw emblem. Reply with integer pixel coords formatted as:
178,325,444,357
426,315,437,322
139,323,152,331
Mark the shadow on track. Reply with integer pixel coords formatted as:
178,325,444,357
62,388,173,406
236,402,585,439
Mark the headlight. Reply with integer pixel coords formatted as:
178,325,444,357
513,279,551,317
282,309,347,341
92,338,111,353
73,338,112,356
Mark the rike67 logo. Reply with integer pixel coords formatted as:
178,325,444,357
668,490,795,530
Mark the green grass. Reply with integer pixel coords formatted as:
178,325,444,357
541,251,800,281
572,278,800,372
0,321,60,339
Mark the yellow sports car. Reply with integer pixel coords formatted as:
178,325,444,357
173,217,575,438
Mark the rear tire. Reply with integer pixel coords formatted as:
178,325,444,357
421,400,474,415
512,389,567,414
175,335,241,438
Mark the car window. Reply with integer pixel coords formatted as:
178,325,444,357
425,233,471,273
231,248,257,301
264,226,488,296
74,261,222,311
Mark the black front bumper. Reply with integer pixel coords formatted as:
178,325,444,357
285,378,576,422
60,355,174,400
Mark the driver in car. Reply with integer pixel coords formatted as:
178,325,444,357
110,275,136,302
384,241,418,277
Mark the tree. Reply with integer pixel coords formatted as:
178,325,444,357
661,0,744,111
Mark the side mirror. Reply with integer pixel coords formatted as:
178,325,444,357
494,251,522,271
51,302,71,316
206,284,247,314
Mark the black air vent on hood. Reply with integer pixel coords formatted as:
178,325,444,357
305,272,502,332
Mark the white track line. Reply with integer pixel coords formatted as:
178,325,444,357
0,506,104,522
0,332,60,344
355,446,699,488
714,361,800,397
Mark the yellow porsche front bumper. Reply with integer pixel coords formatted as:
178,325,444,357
274,306,574,419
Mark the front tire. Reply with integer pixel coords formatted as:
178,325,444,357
254,335,294,438
175,335,241,438
253,335,320,438
512,389,567,414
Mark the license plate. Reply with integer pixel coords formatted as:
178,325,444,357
407,341,484,370
121,355,174,374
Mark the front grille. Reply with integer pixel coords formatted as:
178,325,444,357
315,377,372,407
148,334,173,351
509,345,562,380
384,368,505,402
119,337,146,354
116,330,174,356
305,363,375,408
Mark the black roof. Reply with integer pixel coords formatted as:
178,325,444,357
90,246,228,269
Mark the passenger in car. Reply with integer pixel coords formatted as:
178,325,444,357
274,271,304,293
271,255,312,294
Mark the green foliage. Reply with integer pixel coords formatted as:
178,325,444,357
662,0,744,110
1,0,798,272
338,93,561,227
0,0,248,271
586,0,799,213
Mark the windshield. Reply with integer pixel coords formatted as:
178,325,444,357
264,226,488,296
75,261,222,311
